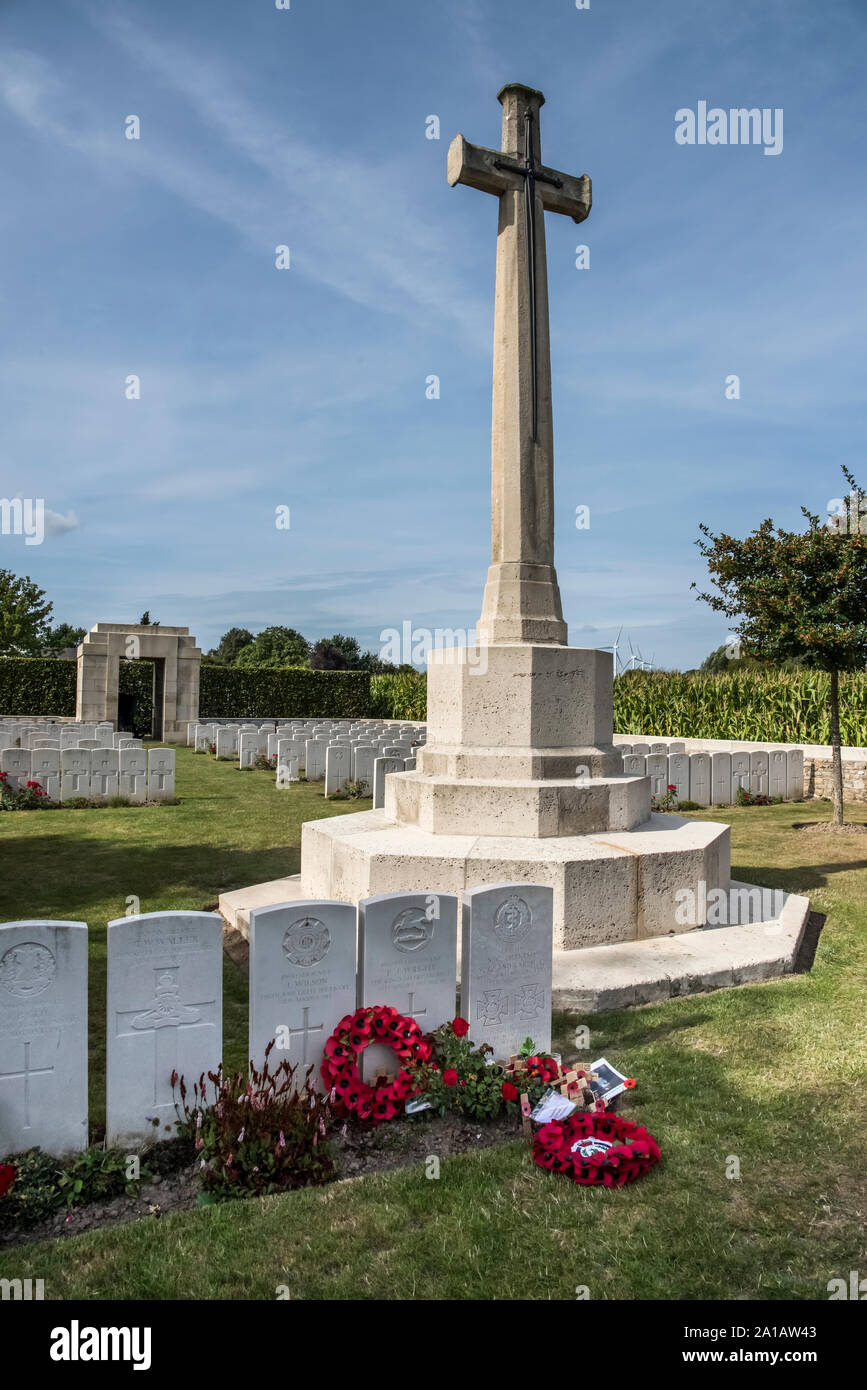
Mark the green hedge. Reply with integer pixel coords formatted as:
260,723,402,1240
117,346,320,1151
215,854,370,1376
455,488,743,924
200,666,370,719
614,669,867,746
0,657,76,715
0,658,154,735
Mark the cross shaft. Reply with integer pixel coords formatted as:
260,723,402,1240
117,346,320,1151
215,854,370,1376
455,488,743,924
447,84,591,645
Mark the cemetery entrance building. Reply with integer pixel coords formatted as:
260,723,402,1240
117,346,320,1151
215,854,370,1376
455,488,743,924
75,624,201,745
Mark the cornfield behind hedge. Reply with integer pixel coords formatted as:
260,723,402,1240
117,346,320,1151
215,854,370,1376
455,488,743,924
369,670,427,720
365,667,867,744
614,669,867,746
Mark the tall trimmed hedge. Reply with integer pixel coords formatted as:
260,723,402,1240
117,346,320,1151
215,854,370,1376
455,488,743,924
199,665,370,719
0,657,155,733
0,657,76,715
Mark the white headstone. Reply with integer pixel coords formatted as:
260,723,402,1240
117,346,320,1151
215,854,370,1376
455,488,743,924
352,746,376,791
689,752,712,807
239,732,268,768
623,753,646,778
106,911,222,1144
0,920,88,1154
769,749,787,799
373,756,403,808
325,744,351,797
750,750,769,797
731,750,751,799
645,753,667,798
631,742,650,755
304,740,325,780
460,883,553,1061
711,751,731,805
147,748,175,801
119,747,148,802
668,752,690,801
61,748,91,801
215,726,239,760
248,900,357,1081
89,747,119,801
1,748,31,791
786,748,804,800
195,724,215,753
358,891,457,1078
30,747,60,801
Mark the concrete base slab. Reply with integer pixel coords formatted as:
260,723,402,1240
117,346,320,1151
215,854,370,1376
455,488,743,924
220,875,305,934
552,882,811,1012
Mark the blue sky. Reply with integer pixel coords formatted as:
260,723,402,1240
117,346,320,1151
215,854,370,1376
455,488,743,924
1,0,865,669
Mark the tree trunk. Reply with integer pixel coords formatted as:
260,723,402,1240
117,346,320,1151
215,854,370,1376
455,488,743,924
829,668,844,826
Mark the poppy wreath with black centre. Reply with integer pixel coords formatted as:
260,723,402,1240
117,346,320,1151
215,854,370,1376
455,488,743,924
321,1005,432,1124
533,1111,661,1187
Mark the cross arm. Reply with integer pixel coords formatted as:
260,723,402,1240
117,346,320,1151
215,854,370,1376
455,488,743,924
539,166,592,225
447,134,512,196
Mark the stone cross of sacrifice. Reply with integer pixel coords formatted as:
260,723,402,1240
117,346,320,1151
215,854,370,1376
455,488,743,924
448,83,591,646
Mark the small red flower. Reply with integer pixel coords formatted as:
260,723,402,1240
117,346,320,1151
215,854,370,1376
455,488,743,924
501,1082,518,1103
442,1069,459,1087
451,1017,469,1037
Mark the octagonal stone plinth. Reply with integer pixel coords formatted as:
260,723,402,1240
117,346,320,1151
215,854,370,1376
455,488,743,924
294,805,730,950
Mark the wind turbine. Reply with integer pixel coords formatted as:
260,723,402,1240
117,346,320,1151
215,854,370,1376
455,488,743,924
602,626,623,675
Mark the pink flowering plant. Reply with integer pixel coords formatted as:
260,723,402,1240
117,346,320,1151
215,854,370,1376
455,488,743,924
172,1042,335,1202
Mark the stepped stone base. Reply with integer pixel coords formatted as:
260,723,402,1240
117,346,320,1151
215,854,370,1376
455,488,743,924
220,806,730,951
386,770,649,836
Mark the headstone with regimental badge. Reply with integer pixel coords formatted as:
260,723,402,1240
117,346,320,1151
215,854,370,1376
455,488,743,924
0,919,89,1154
460,882,553,1060
358,891,458,1079
248,900,357,1080
106,911,222,1144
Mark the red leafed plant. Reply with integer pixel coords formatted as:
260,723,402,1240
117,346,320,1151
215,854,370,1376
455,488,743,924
172,1042,336,1202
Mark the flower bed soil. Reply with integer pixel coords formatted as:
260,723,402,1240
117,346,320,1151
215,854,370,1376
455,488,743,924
0,1110,522,1250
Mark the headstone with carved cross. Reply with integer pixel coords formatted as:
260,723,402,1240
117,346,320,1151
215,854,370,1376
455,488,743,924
358,891,458,1082
0,920,89,1154
248,900,357,1084
448,84,591,645
106,911,222,1145
460,882,553,1061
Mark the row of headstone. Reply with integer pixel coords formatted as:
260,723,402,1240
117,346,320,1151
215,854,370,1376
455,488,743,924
189,717,426,752
0,746,175,803
620,746,805,804
0,720,116,751
0,885,552,1153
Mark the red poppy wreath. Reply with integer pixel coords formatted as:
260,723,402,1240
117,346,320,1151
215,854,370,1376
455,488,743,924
533,1111,660,1187
320,1005,431,1124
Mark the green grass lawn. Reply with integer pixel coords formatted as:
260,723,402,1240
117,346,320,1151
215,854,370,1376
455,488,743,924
1,755,866,1300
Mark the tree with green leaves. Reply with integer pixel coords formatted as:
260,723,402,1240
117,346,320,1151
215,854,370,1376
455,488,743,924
235,626,310,669
0,569,54,656
694,467,867,824
206,627,255,666
43,622,86,657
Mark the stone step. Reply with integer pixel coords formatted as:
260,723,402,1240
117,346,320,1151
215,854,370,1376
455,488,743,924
552,883,810,1012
